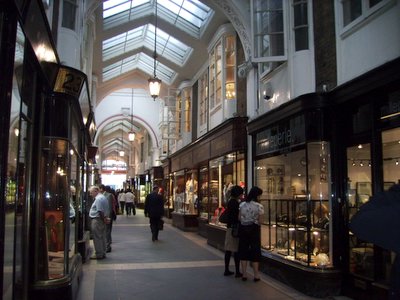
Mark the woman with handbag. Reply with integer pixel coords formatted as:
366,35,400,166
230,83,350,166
223,185,244,277
238,186,264,282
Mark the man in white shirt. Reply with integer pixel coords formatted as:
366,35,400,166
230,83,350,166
124,189,136,216
89,186,109,259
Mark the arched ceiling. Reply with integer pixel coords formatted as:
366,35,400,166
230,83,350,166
91,0,250,167
93,0,232,101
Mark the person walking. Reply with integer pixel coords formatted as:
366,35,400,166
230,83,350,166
144,186,164,241
88,185,110,259
99,184,117,253
238,186,264,282
124,189,135,216
223,185,244,277
118,189,126,215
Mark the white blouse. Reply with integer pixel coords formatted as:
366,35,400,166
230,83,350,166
239,201,264,225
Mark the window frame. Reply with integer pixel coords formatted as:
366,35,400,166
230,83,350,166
339,0,395,36
62,0,78,30
251,0,288,63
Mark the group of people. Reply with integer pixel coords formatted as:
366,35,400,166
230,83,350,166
88,184,117,259
117,188,136,216
89,184,164,258
223,185,264,282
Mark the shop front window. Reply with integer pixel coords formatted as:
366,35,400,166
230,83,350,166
198,166,209,219
208,152,245,225
347,143,374,279
173,170,185,213
381,128,400,285
4,24,31,298
39,138,71,280
256,142,332,268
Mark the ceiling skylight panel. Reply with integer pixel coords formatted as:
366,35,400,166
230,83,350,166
145,24,191,66
103,0,131,19
102,53,176,84
179,10,201,28
159,0,180,15
103,0,151,30
103,0,149,18
103,33,127,61
103,26,146,61
157,0,213,38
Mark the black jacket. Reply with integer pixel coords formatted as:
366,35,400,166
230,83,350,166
144,192,164,218
226,198,240,228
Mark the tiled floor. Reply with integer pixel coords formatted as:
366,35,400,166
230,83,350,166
76,209,321,300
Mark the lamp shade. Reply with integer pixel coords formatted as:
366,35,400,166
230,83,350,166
128,131,135,141
119,150,125,157
148,77,162,99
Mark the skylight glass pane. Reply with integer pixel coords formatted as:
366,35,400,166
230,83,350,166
159,0,181,15
103,1,131,18
158,0,210,29
179,9,202,28
102,23,191,66
102,53,176,84
103,0,149,18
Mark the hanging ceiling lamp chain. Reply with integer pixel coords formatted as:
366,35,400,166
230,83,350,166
153,0,158,78
128,88,135,141
148,0,162,100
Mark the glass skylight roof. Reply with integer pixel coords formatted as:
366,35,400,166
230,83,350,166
101,0,213,85
102,53,177,84
102,24,192,66
103,0,213,38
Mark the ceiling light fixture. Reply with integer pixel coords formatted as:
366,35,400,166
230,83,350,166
148,0,161,100
119,124,125,157
128,89,135,141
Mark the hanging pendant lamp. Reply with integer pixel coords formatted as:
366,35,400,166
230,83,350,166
148,0,161,100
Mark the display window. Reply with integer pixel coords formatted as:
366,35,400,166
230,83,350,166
39,138,77,279
198,166,209,219
4,23,31,298
184,170,198,214
173,170,186,213
256,142,332,268
380,127,400,285
208,152,245,225
346,142,374,279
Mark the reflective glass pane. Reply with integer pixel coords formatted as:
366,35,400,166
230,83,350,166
347,143,374,279
381,128,400,285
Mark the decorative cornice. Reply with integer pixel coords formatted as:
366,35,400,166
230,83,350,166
212,0,252,60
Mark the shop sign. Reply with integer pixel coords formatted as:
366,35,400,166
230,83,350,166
54,67,85,98
256,115,305,156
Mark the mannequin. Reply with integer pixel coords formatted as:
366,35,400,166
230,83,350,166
185,174,198,213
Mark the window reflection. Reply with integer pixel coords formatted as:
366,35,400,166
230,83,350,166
256,142,332,268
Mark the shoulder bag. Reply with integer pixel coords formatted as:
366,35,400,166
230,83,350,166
218,209,229,224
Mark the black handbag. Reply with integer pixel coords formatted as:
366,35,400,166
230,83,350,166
231,223,240,237
218,209,229,224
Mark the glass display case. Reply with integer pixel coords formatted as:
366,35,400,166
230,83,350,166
39,138,72,279
198,166,209,219
173,170,185,213
257,142,332,268
208,152,245,225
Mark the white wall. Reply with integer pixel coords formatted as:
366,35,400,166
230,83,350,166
335,1,400,85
